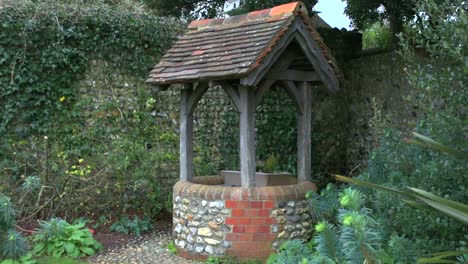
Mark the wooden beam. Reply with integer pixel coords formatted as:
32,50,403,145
282,81,304,114
240,18,340,92
294,19,339,92
188,82,209,115
180,83,194,182
297,81,312,182
239,85,256,188
217,81,241,112
240,24,298,87
254,80,275,106
266,70,320,82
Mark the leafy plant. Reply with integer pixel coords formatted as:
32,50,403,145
267,240,313,264
32,218,102,258
0,253,36,264
166,241,177,255
109,216,152,237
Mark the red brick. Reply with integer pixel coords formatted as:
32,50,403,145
250,218,265,225
226,233,238,240
258,209,270,217
237,233,255,241
233,226,245,233
263,200,275,208
264,217,276,224
245,209,259,217
237,201,251,208
238,218,251,225
243,225,270,233
225,200,236,208
225,218,237,225
232,209,245,217
251,201,263,208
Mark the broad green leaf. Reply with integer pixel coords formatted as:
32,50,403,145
0,260,18,264
64,241,77,254
80,246,95,256
32,242,45,254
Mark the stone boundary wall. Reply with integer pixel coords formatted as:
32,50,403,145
173,176,317,261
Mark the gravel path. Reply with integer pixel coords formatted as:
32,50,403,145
88,223,199,264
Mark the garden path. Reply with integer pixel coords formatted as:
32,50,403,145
88,222,198,264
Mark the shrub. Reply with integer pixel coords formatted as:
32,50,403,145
32,218,102,258
109,215,152,236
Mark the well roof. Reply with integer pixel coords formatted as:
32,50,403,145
146,2,340,86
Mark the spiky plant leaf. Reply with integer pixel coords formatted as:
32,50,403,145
313,221,343,262
0,229,29,259
338,211,381,263
0,195,16,231
339,188,365,211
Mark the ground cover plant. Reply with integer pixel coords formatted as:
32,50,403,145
32,218,102,258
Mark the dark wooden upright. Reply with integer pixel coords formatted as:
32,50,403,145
146,1,342,187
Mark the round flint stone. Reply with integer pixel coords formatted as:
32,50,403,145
222,240,231,248
205,245,214,254
195,246,205,253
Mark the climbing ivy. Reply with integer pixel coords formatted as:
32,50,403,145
0,0,183,135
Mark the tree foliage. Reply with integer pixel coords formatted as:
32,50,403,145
144,0,225,19
343,0,419,39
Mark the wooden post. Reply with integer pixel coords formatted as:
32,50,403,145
297,82,312,182
239,85,256,188
180,84,194,182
